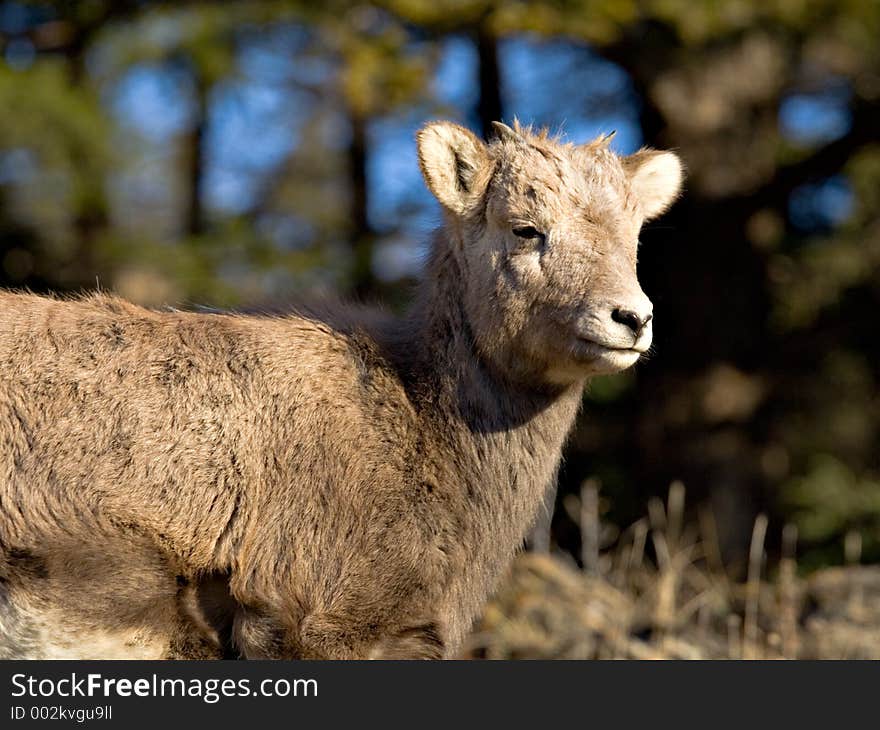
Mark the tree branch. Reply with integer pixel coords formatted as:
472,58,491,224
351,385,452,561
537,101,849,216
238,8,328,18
748,98,880,210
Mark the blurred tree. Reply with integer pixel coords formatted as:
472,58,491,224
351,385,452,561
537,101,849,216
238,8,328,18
0,0,878,567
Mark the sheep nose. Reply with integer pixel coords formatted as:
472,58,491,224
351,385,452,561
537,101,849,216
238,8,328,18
611,307,653,334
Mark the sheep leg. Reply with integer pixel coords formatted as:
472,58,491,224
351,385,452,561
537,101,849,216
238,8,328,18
299,611,445,660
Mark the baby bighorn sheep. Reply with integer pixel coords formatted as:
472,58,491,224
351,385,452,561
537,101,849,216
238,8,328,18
0,121,682,659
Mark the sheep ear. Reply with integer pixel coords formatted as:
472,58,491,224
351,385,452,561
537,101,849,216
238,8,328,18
624,149,684,220
417,121,490,215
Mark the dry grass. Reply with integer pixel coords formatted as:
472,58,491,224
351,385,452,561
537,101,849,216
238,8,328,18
465,484,880,659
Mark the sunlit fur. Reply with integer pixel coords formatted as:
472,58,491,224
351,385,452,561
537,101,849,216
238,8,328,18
419,120,682,386
0,121,681,659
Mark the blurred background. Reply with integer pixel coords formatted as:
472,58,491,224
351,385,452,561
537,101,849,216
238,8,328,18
1,0,879,600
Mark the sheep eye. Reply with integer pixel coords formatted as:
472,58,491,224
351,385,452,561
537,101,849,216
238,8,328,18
512,225,543,239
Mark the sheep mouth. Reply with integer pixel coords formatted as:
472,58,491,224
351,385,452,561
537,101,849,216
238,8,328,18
575,337,647,356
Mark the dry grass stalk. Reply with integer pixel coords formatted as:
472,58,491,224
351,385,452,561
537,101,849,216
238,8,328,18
697,604,710,646
529,484,557,554
628,519,648,575
580,479,601,576
779,523,800,659
744,513,768,659
727,614,742,659
844,530,865,616
845,530,862,566
698,506,726,579
667,481,685,553
647,484,695,648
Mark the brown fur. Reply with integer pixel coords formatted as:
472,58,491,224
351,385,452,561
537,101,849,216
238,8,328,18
0,121,681,659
